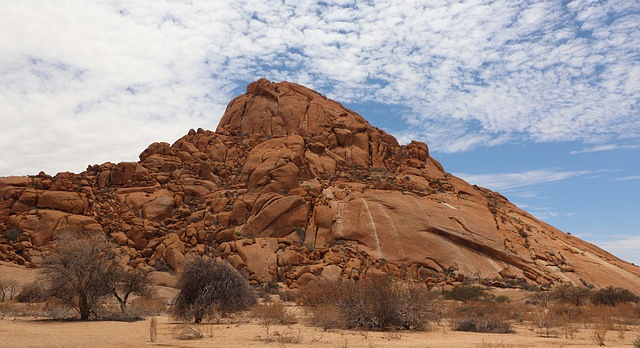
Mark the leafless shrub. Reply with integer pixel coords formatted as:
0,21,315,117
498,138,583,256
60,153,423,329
450,302,514,334
15,280,49,303
171,324,203,340
259,328,303,344
476,339,506,348
0,279,18,301
170,257,256,323
41,234,120,320
300,276,441,331
109,268,153,312
310,303,345,330
251,301,297,325
590,324,607,346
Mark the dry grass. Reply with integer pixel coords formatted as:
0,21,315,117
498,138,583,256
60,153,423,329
299,277,441,331
171,324,203,340
258,327,303,344
251,301,297,325
449,301,514,334
590,324,607,346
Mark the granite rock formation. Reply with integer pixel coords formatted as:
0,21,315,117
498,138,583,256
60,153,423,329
1,79,639,291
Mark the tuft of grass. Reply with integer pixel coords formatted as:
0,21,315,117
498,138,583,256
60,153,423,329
251,302,297,325
632,334,640,348
171,324,203,340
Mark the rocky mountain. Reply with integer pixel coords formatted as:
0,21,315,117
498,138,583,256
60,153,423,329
1,78,639,291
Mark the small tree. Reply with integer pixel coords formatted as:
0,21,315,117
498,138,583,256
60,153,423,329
171,257,256,323
0,279,18,301
42,233,119,320
109,268,152,312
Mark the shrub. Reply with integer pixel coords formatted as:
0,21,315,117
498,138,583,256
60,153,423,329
444,284,487,302
2,228,20,242
109,268,153,312
591,286,638,306
170,257,256,323
15,280,50,303
171,324,203,340
450,302,514,333
251,302,297,325
41,234,120,320
301,276,441,331
0,279,18,301
551,285,591,306
590,324,607,346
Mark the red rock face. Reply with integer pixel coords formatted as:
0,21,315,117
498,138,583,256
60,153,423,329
1,79,639,291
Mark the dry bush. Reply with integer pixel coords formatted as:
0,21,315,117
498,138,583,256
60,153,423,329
15,280,49,303
42,234,123,320
171,324,203,340
300,277,441,331
590,324,607,346
278,290,296,302
476,339,506,348
259,328,302,344
0,279,18,301
450,301,514,334
296,279,344,307
251,301,297,325
310,303,345,330
171,257,256,323
109,269,153,312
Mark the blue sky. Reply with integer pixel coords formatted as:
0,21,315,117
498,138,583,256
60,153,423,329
1,1,639,263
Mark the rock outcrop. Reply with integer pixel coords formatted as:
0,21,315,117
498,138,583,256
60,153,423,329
1,78,639,292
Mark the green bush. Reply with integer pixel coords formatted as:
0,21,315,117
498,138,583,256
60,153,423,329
551,285,592,306
444,284,487,302
591,286,638,306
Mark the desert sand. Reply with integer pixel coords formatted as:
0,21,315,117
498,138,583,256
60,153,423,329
0,313,638,348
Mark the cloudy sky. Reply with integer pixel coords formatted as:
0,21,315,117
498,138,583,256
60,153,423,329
1,1,639,263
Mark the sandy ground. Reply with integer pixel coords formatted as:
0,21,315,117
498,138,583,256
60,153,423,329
0,314,638,348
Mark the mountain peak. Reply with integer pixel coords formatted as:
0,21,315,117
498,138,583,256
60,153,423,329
216,78,402,169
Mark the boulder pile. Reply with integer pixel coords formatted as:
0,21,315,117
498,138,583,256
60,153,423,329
1,79,639,291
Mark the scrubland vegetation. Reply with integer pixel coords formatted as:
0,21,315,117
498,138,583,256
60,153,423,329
1,234,640,347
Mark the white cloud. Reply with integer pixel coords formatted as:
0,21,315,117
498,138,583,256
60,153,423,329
570,143,640,154
1,0,639,175
453,169,593,191
596,235,640,265
616,175,640,181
